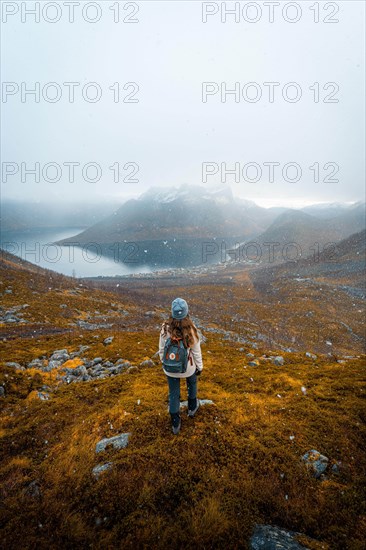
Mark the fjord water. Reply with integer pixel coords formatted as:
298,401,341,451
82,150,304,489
0,227,154,277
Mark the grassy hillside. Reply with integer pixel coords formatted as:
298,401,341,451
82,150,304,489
1,251,365,549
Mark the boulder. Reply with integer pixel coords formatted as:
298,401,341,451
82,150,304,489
248,360,259,367
273,356,284,366
126,366,138,374
92,462,113,479
250,524,321,549
140,359,154,368
0,386,5,397
95,433,130,453
305,352,317,360
103,337,114,345
302,449,329,478
5,362,23,370
45,360,64,372
50,349,69,362
37,391,50,401
27,358,47,370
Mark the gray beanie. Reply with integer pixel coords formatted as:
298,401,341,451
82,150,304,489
171,297,188,320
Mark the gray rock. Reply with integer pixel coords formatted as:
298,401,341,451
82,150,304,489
302,449,329,478
102,361,114,368
95,433,130,453
24,480,41,499
90,367,104,377
273,356,284,366
92,462,113,479
248,360,259,367
115,358,130,366
60,304,67,308
37,391,50,401
27,358,47,369
305,352,317,360
250,524,318,549
106,365,125,375
62,374,79,384
144,311,155,317
331,461,341,475
76,319,112,330
5,289,13,294
5,362,23,369
50,349,69,362
4,314,21,323
126,366,138,373
45,360,63,372
72,365,87,377
140,360,154,368
92,357,103,365
103,336,114,345
0,386,5,397
246,353,255,358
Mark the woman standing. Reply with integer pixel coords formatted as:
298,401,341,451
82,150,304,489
159,298,203,434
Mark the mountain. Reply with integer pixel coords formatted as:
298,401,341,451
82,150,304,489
239,204,365,264
56,185,280,267
301,202,351,219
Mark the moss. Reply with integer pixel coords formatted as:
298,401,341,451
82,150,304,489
1,256,365,548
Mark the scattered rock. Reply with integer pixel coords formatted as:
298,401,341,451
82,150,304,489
302,449,329,478
92,357,103,365
273,356,284,366
5,362,23,370
331,461,342,475
92,462,113,479
140,359,154,368
27,358,47,370
45,360,64,372
126,366,138,374
305,352,317,360
0,386,5,397
75,319,113,330
144,311,155,317
246,353,255,358
103,336,114,345
50,349,69,362
95,433,130,453
248,360,259,367
24,480,42,499
37,391,50,401
250,524,322,549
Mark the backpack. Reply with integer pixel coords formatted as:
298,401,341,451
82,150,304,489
162,336,191,374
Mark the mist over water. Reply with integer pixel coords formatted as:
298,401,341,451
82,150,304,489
0,227,154,277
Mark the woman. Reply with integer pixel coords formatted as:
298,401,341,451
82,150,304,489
159,297,203,435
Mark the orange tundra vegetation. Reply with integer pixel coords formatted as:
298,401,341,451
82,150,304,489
0,251,365,549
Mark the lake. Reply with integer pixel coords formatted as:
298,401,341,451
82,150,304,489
0,227,154,277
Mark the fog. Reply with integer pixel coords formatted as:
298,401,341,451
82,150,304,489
1,1,365,208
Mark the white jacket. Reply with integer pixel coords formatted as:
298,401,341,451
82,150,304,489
159,324,203,378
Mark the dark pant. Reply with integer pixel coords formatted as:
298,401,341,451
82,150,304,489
167,372,197,414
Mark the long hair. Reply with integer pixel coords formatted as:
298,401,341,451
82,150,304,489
162,314,199,348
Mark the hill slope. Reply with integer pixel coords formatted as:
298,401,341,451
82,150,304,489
1,251,365,549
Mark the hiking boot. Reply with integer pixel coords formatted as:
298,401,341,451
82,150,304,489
171,412,181,435
188,398,200,418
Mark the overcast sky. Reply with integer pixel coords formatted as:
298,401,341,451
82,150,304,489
1,0,365,208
